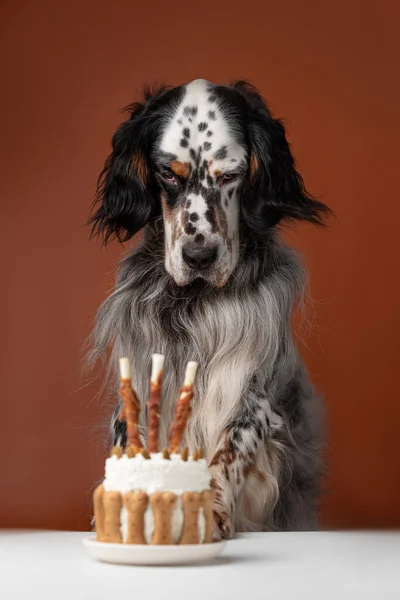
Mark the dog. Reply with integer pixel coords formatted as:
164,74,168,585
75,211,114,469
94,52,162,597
88,79,330,538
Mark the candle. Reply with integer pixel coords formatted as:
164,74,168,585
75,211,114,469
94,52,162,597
169,361,198,453
147,353,165,453
118,357,142,451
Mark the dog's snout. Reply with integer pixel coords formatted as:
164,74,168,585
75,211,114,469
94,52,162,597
182,244,218,270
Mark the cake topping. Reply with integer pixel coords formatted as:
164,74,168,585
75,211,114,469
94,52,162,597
110,446,123,458
125,445,136,458
169,361,198,453
115,356,199,457
147,353,165,453
118,357,142,452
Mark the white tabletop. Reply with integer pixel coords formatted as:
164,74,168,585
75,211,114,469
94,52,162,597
1,530,399,600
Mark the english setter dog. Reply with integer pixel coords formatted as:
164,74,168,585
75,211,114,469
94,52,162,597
89,79,330,538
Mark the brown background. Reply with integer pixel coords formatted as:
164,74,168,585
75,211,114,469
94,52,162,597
1,0,399,530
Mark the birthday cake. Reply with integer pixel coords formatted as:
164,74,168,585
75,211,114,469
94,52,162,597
93,355,215,545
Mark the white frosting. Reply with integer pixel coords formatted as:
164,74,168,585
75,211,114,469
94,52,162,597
103,452,211,544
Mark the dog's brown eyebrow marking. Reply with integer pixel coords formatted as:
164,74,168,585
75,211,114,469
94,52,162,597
132,152,148,183
171,160,190,179
250,152,258,179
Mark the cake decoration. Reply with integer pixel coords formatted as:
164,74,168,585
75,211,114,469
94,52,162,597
150,492,177,545
123,491,148,544
117,357,142,453
147,353,164,453
93,354,215,545
169,361,198,453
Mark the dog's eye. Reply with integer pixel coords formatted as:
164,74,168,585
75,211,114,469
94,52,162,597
161,171,178,185
220,173,237,185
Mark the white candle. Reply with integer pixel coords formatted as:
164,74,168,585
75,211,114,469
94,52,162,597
119,357,131,380
184,361,198,386
151,353,165,384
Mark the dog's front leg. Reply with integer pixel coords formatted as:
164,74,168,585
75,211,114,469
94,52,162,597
209,397,271,539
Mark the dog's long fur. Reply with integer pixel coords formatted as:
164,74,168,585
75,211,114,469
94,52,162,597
88,80,330,537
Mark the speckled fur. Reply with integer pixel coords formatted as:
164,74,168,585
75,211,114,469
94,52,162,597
88,79,330,537
89,223,324,536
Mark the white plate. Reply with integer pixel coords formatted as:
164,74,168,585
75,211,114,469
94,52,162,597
83,537,227,565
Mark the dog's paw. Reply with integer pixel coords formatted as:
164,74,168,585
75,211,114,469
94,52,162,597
213,508,233,540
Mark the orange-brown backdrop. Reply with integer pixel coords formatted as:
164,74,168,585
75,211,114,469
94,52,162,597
1,0,399,530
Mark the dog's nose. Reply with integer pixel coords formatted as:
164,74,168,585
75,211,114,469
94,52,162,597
182,244,218,270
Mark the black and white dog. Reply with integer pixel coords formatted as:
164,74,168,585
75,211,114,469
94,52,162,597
89,79,330,538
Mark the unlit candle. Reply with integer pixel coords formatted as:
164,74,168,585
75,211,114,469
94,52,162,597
184,361,198,386
119,357,131,380
151,353,165,384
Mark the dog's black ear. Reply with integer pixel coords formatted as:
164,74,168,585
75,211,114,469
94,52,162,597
89,87,166,244
234,81,331,231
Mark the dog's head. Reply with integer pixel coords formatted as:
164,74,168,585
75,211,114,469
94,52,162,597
90,79,330,286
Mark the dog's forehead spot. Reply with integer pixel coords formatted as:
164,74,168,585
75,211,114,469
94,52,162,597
214,146,228,161
183,105,198,117
159,79,245,168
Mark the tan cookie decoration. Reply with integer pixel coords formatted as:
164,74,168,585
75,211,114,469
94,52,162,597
180,491,202,544
103,491,123,543
125,445,136,458
150,492,177,545
192,448,203,461
201,489,215,543
123,491,149,544
110,446,122,458
93,484,105,542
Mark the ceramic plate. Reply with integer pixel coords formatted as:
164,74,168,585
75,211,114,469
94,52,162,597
83,537,227,565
